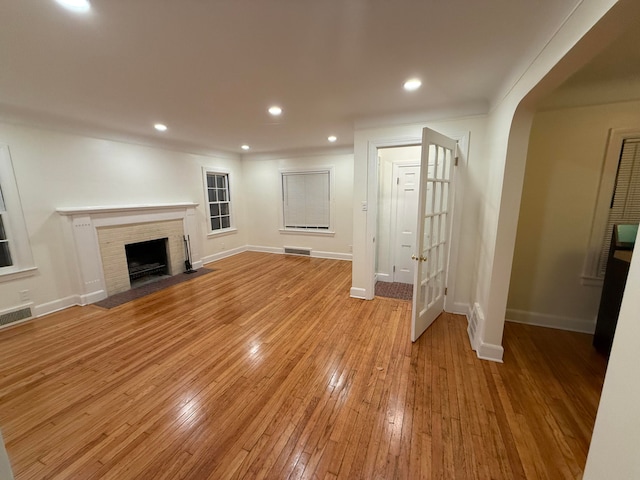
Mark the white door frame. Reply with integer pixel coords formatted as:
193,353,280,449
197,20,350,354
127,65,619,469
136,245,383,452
365,132,469,312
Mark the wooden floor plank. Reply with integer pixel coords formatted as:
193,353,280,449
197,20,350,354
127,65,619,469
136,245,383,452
0,252,608,479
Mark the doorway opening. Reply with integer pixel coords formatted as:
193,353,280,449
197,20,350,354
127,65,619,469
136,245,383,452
375,145,421,301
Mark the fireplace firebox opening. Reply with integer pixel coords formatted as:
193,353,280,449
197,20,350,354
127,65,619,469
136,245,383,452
125,238,170,288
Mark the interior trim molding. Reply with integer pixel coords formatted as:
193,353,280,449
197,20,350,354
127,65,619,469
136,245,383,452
350,287,367,299
476,342,505,363
506,308,596,334
201,246,248,266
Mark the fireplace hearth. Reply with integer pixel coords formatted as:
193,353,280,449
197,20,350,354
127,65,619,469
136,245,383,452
125,238,170,288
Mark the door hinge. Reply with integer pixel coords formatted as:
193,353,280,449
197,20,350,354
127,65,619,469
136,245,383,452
445,287,448,295
454,157,459,167
396,177,400,185
393,265,396,273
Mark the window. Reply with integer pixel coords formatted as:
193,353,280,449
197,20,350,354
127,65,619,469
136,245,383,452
597,138,640,275
204,170,234,234
583,129,640,285
281,169,332,232
0,145,35,279
0,186,12,267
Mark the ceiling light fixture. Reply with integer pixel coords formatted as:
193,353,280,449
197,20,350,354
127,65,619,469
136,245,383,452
268,106,282,116
241,145,250,151
54,0,91,13
154,123,168,132
328,136,337,143
403,78,422,91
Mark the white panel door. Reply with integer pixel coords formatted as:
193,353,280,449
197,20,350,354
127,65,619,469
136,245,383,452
411,128,456,342
393,164,420,284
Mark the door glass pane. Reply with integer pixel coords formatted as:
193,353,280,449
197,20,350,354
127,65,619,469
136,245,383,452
423,216,431,249
427,144,436,178
431,245,438,277
436,146,444,179
442,182,449,212
434,182,442,213
444,149,452,180
426,183,434,215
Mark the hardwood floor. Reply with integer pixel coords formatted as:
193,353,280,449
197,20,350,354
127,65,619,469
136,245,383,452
0,252,607,479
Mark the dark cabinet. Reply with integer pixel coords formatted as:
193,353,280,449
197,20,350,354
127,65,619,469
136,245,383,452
593,224,638,356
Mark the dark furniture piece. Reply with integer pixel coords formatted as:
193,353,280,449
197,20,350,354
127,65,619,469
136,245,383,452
593,224,638,356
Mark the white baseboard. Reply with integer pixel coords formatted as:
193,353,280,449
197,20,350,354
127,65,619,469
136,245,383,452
506,308,596,334
247,245,283,254
191,260,204,270
201,246,248,265
376,273,392,283
350,287,367,299
79,290,106,306
476,342,504,363
466,303,504,362
311,250,352,261
447,301,470,316
34,295,82,317
246,245,352,261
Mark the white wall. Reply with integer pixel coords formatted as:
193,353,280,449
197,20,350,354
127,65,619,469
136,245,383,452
507,100,640,333
352,115,487,312
0,122,246,314
241,151,353,258
584,240,640,479
376,146,421,281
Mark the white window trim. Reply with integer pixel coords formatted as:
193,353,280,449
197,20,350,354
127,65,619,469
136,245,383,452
582,127,640,286
279,166,335,236
202,167,237,237
0,145,36,280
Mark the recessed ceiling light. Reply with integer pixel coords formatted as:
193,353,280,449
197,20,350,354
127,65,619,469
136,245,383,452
154,123,168,132
54,0,91,13
268,106,282,116
328,136,337,143
403,78,422,91
241,145,250,151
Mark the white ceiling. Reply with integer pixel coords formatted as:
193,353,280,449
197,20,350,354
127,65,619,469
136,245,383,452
540,14,640,109
1,0,583,155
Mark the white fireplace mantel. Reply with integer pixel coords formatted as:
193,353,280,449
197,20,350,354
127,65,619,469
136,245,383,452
56,203,198,216
57,203,201,304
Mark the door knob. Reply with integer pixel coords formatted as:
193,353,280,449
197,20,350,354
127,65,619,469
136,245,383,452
420,256,428,262
411,254,418,260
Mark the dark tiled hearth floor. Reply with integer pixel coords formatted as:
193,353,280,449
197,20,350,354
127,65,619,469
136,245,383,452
375,281,413,301
94,268,214,309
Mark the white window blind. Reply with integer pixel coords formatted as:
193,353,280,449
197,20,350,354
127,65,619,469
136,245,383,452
282,171,330,229
598,138,640,276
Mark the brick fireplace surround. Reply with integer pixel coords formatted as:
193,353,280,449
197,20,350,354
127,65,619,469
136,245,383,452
57,204,200,304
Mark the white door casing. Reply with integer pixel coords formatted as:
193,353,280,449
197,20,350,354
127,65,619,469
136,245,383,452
392,163,420,284
411,128,457,342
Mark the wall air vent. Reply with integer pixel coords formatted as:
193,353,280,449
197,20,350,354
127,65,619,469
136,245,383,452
0,307,33,328
284,247,311,256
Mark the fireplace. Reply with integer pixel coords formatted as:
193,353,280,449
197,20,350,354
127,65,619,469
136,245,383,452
56,203,200,303
125,238,170,288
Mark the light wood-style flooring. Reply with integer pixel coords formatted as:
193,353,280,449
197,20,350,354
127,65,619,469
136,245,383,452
0,252,607,479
